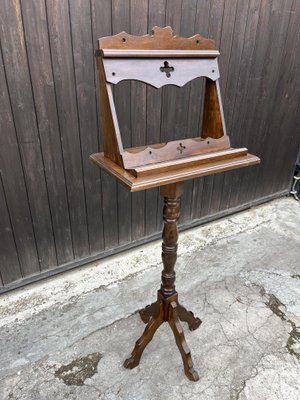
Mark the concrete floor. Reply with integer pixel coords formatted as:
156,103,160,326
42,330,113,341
0,197,299,400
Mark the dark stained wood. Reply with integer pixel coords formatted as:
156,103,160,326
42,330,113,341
128,148,248,178
202,80,226,139
208,0,239,215
218,0,252,212
160,182,183,297
69,0,105,254
188,1,212,138
224,0,251,133
1,0,57,270
124,301,164,369
93,24,245,191
190,0,212,221
267,0,300,196
0,0,52,274
98,70,124,163
161,1,184,145
234,0,292,207
113,17,251,381
124,183,201,381
92,0,119,249
224,0,261,209
112,0,133,246
218,0,239,100
0,176,22,285
178,0,199,224
90,151,260,192
145,0,165,236
130,0,148,242
95,26,236,186
21,0,73,265
199,0,226,219
249,0,294,203
122,136,230,168
228,0,271,208
0,44,40,282
46,0,89,259
157,0,183,227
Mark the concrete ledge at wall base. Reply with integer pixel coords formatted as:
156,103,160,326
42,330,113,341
0,197,289,329
0,190,289,296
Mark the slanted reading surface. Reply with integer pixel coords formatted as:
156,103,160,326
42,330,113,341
90,26,260,190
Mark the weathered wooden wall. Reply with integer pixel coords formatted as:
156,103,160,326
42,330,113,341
1,0,300,292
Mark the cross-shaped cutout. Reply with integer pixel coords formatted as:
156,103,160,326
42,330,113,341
177,143,186,154
160,61,174,78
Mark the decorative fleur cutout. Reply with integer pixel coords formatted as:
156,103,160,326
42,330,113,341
177,143,186,154
160,61,174,78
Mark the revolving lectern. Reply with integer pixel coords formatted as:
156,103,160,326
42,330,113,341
90,26,260,381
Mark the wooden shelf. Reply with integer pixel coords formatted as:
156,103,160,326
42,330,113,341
90,150,260,192
127,147,248,177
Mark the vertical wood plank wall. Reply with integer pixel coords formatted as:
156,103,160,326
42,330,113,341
0,0,300,291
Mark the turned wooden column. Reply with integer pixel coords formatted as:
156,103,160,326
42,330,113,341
124,182,201,381
160,183,183,298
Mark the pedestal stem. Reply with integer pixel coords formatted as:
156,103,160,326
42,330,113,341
124,182,201,381
160,183,184,298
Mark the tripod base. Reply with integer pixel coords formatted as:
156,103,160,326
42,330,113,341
124,290,202,381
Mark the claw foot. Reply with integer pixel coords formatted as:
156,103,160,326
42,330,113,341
124,356,139,369
185,367,199,382
188,317,202,331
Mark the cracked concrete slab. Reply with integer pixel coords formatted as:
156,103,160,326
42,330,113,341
0,197,299,400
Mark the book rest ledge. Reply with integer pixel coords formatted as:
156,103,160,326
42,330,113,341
90,149,260,192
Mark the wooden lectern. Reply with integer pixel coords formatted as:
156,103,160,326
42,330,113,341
90,26,260,381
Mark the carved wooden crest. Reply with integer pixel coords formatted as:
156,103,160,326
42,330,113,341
99,26,215,51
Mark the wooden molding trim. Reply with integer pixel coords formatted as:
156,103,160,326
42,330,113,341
100,49,220,58
89,152,260,192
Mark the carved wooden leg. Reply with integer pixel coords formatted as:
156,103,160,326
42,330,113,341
124,183,202,381
139,300,161,324
168,301,199,382
177,303,202,331
124,302,164,369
